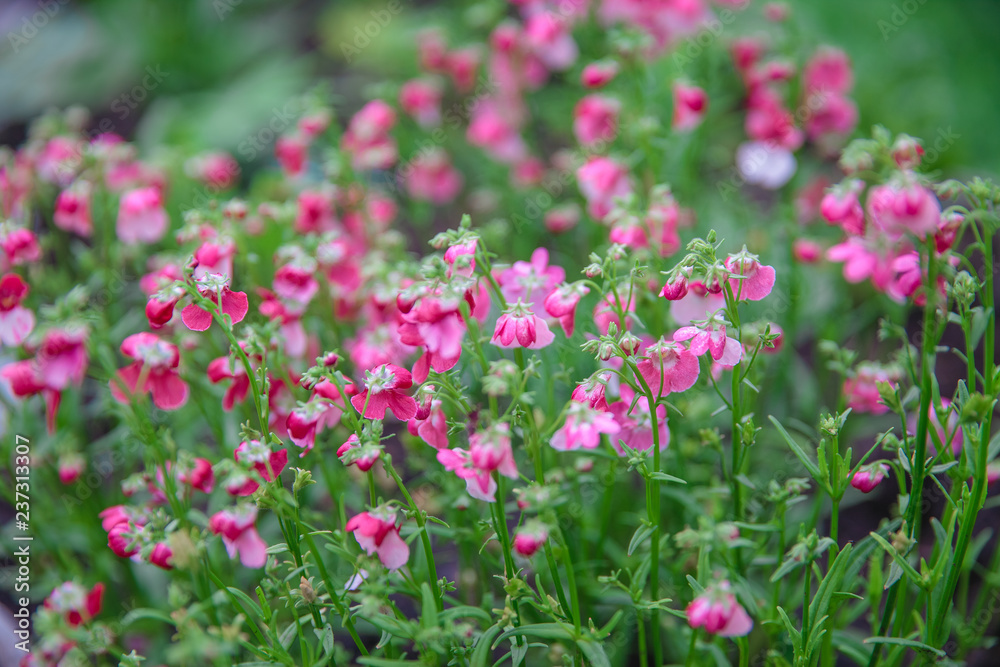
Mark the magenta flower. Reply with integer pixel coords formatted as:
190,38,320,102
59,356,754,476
403,148,464,205
843,364,897,415
513,520,549,557
230,440,288,496
181,274,249,332
443,239,477,278
577,156,633,221
116,186,168,245
686,581,754,637
725,249,776,301
850,462,889,494
469,424,519,479
608,392,670,455
288,380,349,456
1,359,60,433
351,364,418,421
54,182,93,237
38,327,89,391
866,181,942,241
407,394,449,449
551,403,620,452
207,355,251,411
399,78,443,128
337,434,381,472
499,247,566,305
0,273,34,346
275,133,308,178
209,505,268,569
273,262,320,306
581,60,619,88
346,508,410,571
398,292,468,383
573,94,620,147
672,82,708,132
110,333,189,411
437,447,498,502
572,373,611,411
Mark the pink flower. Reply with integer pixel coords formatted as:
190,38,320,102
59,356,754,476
672,82,708,132
36,135,83,185
337,434,381,471
544,282,589,337
186,151,240,190
513,521,549,557
492,304,555,349
686,581,753,637
572,373,610,411
398,293,468,383
843,364,896,415
43,581,104,628
193,239,237,281
351,364,418,421
399,78,443,127
178,458,215,494
467,99,527,164
607,392,670,455
0,273,34,346
149,543,174,570
54,182,93,237
1,359,61,433
636,339,700,398
275,133,308,177
524,12,578,71
346,508,410,570
407,394,449,449
116,186,168,245
469,423,519,478
231,440,287,495
274,263,319,305
581,60,619,88
866,182,942,241
551,403,620,451
295,189,338,235
342,100,398,171
577,156,632,221
826,238,895,289
544,203,581,234
38,327,88,391
669,280,726,324
437,447,498,502
110,332,189,411
181,275,250,332
573,95,620,147
207,355,251,411
803,47,853,96
850,462,889,493
792,239,823,264
287,380,348,455
673,323,743,367
726,250,776,301
444,239,477,278
58,452,84,485
499,247,566,305
2,228,41,265
403,148,464,204
209,506,268,569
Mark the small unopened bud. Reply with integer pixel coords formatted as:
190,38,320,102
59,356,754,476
619,331,641,355
584,263,603,278
293,467,315,494
299,576,317,604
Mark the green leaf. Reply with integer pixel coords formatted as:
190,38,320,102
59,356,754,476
805,544,854,659
862,637,945,658
470,625,503,667
869,533,924,589
227,587,264,620
122,608,176,627
493,623,575,647
649,471,687,484
578,640,611,667
628,522,656,556
358,658,422,666
769,416,824,486
420,583,439,630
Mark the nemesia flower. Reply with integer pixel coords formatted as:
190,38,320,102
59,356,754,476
850,462,889,493
550,402,620,451
275,133,309,177
437,447,498,502
274,261,320,306
735,140,797,190
803,47,853,96
53,182,93,236
149,543,174,570
544,203,581,233
337,433,381,471
469,423,519,478
513,520,549,557
2,227,41,265
577,156,633,221
341,100,398,171
524,12,578,70
467,99,527,164
110,332,189,411
544,282,589,336
58,452,85,485
1,359,61,433
672,82,708,132
407,393,449,449
444,238,477,278
403,148,464,204
351,363,418,421
607,392,669,455
288,379,349,455
581,60,619,88
636,339,700,398
116,186,168,245
42,582,104,628
295,189,338,234
38,327,89,391
36,135,82,185
192,238,237,280
0,273,34,346
686,580,754,637
866,181,942,241
673,321,743,367
207,354,251,411
492,301,555,349
843,363,896,415
399,78,443,127
186,151,240,190
726,249,776,301
181,273,250,332
398,291,468,383
231,439,288,495
573,95,620,147
209,505,268,569
572,373,610,411
792,239,824,264
499,247,565,305
346,508,410,570
178,458,215,494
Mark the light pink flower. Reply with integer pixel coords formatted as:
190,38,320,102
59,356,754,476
403,149,464,204
54,182,93,237
551,402,621,451
399,78,443,127
544,282,589,337
573,95,620,147
110,333,189,411
636,339,700,398
346,508,410,570
686,581,753,637
492,304,555,349
866,182,941,241
524,12,578,71
342,100,398,171
672,82,708,132
843,364,896,415
577,156,632,221
210,505,268,568
275,133,308,177
726,250,776,301
407,395,449,449
437,447,498,502
116,186,168,245
572,373,610,411
499,247,565,305
469,423,519,479
607,392,670,455
0,273,34,346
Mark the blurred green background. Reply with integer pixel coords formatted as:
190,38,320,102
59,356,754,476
1,0,997,178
